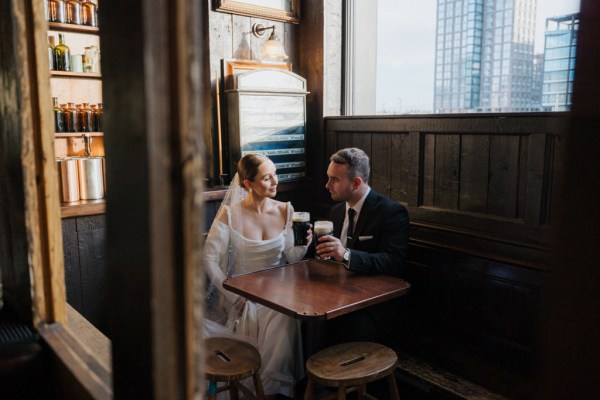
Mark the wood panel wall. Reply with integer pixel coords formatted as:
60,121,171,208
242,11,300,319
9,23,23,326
62,215,108,337
325,113,568,268
323,113,569,397
208,3,298,183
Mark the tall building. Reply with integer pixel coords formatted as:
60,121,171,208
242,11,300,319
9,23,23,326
541,13,579,111
434,0,537,113
531,53,545,111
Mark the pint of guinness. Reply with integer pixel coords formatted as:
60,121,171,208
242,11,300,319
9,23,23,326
314,220,334,260
292,211,311,246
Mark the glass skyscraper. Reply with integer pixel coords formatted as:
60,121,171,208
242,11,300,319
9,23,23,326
531,53,545,110
541,13,578,111
434,0,537,113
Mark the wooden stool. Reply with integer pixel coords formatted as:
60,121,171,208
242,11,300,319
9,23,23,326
304,342,400,400
205,337,265,400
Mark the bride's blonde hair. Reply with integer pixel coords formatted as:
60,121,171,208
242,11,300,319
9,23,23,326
237,154,270,189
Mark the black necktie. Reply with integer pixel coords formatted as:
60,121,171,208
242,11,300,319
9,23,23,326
347,208,356,246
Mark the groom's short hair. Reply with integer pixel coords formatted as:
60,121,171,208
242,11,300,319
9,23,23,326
330,148,370,183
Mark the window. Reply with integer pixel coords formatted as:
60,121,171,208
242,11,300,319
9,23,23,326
345,0,580,115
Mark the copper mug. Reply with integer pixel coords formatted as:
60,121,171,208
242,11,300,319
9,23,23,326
57,157,80,202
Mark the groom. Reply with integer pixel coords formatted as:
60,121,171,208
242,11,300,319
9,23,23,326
316,147,410,343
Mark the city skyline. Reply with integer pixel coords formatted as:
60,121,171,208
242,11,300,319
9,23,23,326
376,0,581,114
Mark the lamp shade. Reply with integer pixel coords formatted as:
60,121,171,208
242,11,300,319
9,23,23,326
261,32,288,62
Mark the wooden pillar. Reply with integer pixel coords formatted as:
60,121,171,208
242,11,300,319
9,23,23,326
537,1,600,398
0,0,66,327
299,0,343,213
102,0,209,397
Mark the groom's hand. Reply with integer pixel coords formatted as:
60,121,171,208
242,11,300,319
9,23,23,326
316,235,344,262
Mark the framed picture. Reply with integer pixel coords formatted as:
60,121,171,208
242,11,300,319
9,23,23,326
214,0,300,24
227,69,308,182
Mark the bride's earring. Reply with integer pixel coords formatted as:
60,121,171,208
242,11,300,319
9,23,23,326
243,179,253,193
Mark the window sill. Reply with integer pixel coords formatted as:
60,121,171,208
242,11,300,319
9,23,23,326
38,305,112,399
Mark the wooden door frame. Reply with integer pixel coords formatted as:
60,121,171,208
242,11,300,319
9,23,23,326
1,0,210,398
1,0,66,328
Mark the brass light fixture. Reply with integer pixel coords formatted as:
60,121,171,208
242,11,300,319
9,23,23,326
251,23,289,62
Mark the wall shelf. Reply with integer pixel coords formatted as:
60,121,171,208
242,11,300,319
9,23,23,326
50,24,105,209
55,132,104,138
51,70,102,79
48,22,99,34
61,199,106,218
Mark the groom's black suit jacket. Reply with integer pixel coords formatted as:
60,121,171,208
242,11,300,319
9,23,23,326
330,189,409,276
325,189,410,345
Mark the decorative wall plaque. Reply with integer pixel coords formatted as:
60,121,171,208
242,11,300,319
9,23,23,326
226,69,308,182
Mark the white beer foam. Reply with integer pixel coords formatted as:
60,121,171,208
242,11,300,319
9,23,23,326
292,212,310,222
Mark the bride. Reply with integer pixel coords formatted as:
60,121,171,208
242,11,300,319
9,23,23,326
204,153,312,398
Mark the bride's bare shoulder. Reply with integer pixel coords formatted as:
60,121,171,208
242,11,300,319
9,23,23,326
270,199,286,209
272,200,290,218
214,205,230,223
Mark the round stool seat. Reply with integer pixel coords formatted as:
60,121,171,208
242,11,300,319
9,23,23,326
205,337,261,380
205,337,265,399
304,342,399,400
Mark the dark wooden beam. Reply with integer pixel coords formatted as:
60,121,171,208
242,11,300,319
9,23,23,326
102,0,208,397
536,1,600,398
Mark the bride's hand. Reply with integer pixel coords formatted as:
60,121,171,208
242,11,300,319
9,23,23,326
232,296,247,316
305,225,313,247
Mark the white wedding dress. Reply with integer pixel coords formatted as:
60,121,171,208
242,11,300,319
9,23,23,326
204,201,307,397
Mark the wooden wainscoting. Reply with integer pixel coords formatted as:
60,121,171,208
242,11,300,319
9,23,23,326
323,113,569,398
324,113,568,267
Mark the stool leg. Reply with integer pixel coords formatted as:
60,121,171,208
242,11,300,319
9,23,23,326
337,384,346,400
208,381,218,400
303,378,314,400
387,373,400,400
252,372,266,400
357,384,367,400
230,381,239,400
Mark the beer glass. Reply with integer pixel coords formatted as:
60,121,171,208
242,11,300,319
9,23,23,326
314,220,334,260
292,212,311,246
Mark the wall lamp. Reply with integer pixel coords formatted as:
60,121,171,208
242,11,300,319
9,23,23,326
251,23,289,62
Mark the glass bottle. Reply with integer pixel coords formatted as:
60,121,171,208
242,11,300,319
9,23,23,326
60,103,68,118
91,103,103,132
82,46,92,73
60,103,69,129
64,102,80,132
79,103,94,132
52,97,65,132
80,0,97,27
65,0,82,25
93,0,99,26
83,45,99,73
54,33,71,71
48,0,66,23
48,36,55,70
43,0,50,21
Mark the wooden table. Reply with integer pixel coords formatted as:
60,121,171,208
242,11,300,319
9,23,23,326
223,259,410,321
223,259,411,355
